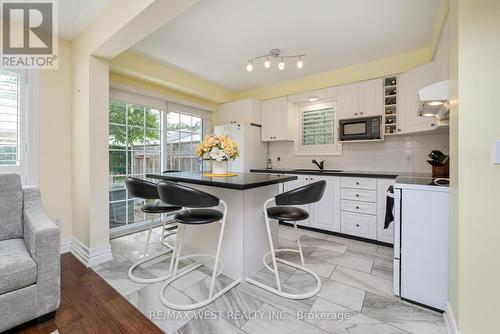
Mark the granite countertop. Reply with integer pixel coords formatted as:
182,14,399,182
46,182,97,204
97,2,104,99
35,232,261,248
250,168,426,179
146,171,298,190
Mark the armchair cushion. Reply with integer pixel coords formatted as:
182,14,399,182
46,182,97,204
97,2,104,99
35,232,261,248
0,238,37,294
0,173,23,241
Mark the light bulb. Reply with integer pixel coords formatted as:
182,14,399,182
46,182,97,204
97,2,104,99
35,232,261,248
308,96,318,102
264,58,271,69
246,61,253,72
296,57,304,69
278,58,285,70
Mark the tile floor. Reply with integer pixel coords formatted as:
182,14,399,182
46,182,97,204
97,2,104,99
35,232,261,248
93,224,446,334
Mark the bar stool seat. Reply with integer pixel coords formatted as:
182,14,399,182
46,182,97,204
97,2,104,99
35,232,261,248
141,200,181,214
174,209,223,225
267,206,309,221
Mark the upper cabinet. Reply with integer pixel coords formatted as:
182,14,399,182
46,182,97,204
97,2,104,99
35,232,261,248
217,98,262,125
261,96,294,141
398,62,437,134
338,78,383,119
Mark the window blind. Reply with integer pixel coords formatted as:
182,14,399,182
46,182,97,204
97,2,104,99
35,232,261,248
0,70,20,166
302,107,335,145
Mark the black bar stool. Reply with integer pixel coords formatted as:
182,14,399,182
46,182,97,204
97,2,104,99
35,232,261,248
246,180,326,299
157,181,240,311
125,177,183,283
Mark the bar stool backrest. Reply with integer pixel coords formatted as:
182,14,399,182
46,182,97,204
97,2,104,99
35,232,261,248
275,180,326,206
157,180,220,208
125,177,159,200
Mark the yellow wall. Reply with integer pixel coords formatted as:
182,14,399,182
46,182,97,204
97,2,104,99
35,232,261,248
38,39,73,239
449,1,500,332
110,72,217,110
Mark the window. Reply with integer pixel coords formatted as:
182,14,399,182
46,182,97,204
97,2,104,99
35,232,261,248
295,101,342,155
108,99,204,231
108,100,163,230
166,111,202,172
0,70,21,166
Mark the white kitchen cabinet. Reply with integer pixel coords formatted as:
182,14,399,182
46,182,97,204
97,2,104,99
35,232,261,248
376,178,396,244
358,79,383,117
340,212,377,239
217,98,261,125
261,97,294,141
338,79,383,119
308,175,341,232
398,62,436,134
338,83,359,119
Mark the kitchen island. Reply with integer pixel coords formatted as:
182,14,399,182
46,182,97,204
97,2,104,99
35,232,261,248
146,171,297,281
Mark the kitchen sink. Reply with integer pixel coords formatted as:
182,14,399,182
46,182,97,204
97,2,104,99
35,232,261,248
293,169,344,173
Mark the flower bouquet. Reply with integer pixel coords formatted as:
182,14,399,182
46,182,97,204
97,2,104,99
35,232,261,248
195,134,239,174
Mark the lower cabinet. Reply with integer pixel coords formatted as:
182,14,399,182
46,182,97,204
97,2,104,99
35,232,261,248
340,211,377,239
309,175,341,233
279,174,396,244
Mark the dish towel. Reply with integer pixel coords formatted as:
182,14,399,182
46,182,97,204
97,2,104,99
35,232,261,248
384,185,394,229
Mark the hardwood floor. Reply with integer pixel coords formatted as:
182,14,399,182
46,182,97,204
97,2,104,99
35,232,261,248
12,253,163,334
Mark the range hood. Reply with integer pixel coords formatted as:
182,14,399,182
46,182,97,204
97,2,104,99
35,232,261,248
417,80,450,120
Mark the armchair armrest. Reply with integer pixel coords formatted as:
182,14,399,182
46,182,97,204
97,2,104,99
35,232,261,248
23,186,61,315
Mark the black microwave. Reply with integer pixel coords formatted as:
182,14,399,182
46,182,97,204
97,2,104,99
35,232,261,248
339,116,382,141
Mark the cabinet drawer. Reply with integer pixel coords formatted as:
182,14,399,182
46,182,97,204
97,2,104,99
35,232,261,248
341,200,377,215
341,212,377,239
341,188,377,202
341,177,377,190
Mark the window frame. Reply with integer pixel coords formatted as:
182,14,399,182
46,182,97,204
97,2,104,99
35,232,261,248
294,101,342,156
0,69,38,185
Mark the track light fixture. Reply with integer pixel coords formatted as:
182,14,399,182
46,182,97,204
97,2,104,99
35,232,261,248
246,48,304,72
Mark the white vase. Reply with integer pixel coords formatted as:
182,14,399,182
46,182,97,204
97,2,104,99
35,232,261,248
211,160,228,175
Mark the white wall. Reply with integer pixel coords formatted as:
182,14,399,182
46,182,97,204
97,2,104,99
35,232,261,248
268,131,449,174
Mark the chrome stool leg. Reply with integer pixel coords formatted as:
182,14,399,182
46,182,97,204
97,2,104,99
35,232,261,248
246,197,322,300
159,200,241,310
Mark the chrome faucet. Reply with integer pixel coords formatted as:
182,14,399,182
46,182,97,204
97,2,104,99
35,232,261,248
312,159,325,171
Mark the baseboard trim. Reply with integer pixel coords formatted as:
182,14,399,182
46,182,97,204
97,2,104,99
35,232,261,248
70,237,113,268
444,301,461,334
60,236,72,254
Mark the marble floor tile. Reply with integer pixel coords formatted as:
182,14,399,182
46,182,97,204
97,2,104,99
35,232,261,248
126,282,197,333
276,247,337,278
310,248,374,273
306,297,409,334
330,266,394,299
239,279,316,316
378,245,394,256
175,312,246,334
241,303,329,334
183,277,263,327
299,235,349,253
371,262,393,280
278,238,316,257
361,292,446,334
285,273,366,312
93,258,149,296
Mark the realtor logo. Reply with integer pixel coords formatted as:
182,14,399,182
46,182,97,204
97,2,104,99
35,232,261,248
1,0,58,68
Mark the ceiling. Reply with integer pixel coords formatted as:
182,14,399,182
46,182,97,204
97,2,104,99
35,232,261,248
132,0,445,91
58,0,112,40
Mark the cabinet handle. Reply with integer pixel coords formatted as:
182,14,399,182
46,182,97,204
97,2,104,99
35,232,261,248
354,113,358,116
356,194,360,197
360,112,364,115
397,128,402,132
356,224,360,227
356,182,359,185
431,123,436,127
356,206,360,209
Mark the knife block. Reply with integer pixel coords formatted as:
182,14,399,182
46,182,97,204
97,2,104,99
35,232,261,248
432,160,449,178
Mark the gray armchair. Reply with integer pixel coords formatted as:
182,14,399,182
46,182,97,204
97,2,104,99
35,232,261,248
0,173,60,332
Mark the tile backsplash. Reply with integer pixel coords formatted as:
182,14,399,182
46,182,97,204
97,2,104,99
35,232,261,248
267,130,449,174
